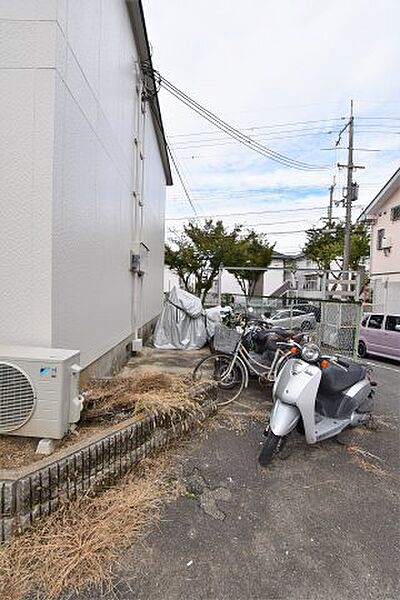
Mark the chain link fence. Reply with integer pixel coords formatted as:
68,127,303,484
222,293,362,358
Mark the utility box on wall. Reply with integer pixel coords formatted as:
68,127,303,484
130,242,149,276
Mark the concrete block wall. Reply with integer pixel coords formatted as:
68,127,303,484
0,395,217,542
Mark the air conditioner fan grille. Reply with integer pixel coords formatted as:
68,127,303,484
0,363,35,432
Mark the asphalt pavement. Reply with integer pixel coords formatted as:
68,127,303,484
78,357,399,600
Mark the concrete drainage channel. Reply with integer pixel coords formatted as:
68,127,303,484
0,392,217,542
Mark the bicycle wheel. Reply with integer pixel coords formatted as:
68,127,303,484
192,353,246,406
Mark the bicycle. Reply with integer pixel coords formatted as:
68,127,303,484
192,319,291,406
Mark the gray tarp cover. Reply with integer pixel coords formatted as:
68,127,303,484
153,286,221,350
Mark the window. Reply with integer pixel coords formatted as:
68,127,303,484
368,314,384,329
377,229,385,250
391,205,400,222
361,314,369,327
385,316,400,332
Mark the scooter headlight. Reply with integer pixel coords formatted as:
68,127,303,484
301,343,320,363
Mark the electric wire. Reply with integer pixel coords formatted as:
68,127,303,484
165,204,365,221
148,69,329,171
166,144,199,220
160,80,327,170
171,129,337,150
169,116,399,139
169,118,345,137
141,78,200,221
169,121,344,140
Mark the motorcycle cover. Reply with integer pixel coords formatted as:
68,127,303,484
153,286,221,350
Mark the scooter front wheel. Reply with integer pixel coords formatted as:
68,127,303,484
258,430,284,467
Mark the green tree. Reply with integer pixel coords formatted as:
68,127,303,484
227,230,275,301
165,219,241,302
303,221,370,278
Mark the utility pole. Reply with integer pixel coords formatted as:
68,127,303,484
342,100,354,278
327,177,336,226
337,100,364,291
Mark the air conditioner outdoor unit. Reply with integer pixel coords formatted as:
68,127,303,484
0,346,82,440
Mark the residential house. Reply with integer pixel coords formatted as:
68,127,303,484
165,251,320,305
287,252,323,298
0,0,172,376
358,167,400,313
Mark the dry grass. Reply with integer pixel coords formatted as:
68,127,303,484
0,436,39,470
208,399,267,432
0,453,182,600
0,372,208,598
0,372,199,470
345,444,399,480
83,371,198,422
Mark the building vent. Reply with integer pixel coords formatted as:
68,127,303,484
0,363,35,432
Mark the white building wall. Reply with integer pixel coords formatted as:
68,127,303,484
263,259,285,296
0,2,57,346
140,115,167,326
51,0,139,366
0,0,167,367
220,271,244,296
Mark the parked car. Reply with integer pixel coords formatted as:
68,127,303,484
358,313,400,361
291,302,321,322
263,309,316,331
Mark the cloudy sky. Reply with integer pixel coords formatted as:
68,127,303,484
143,0,400,254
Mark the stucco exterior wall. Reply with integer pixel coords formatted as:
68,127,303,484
140,112,167,326
0,2,57,346
369,186,400,277
51,0,139,366
0,0,167,368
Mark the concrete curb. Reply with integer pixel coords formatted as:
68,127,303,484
0,393,217,542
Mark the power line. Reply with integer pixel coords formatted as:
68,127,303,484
166,144,199,220
146,67,329,171
167,116,400,139
169,187,375,200
241,228,309,234
169,118,345,138
171,186,329,197
142,84,200,220
165,204,365,221
357,116,400,121
172,129,337,150
170,122,400,150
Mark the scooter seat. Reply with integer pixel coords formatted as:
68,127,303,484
319,358,367,395
252,328,293,354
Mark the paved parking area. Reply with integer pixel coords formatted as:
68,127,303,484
80,354,399,600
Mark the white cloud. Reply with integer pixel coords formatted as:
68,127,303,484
143,0,400,252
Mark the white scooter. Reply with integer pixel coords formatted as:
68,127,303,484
259,341,375,466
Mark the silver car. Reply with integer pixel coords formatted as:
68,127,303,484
264,309,316,331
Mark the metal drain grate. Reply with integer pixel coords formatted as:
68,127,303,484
0,363,35,432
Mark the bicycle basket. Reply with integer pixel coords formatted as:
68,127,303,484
212,325,241,354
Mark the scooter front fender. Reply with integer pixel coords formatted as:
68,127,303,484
269,399,300,437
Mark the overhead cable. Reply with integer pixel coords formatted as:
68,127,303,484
145,66,329,172
165,204,365,221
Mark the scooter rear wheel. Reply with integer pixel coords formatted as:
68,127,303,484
258,430,284,467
